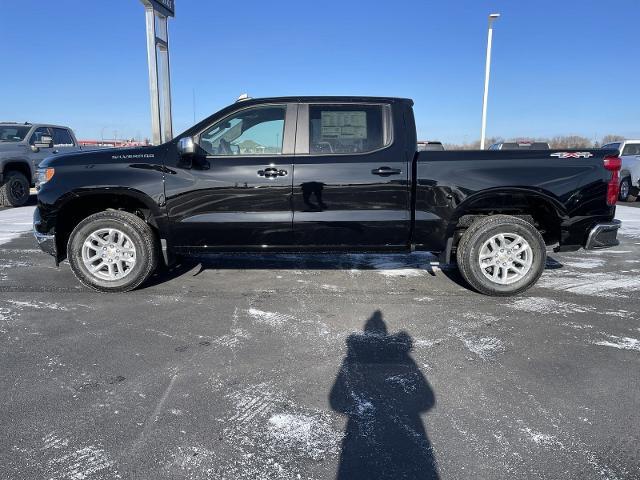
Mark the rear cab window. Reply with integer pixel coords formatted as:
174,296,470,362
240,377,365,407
308,104,392,155
602,143,621,152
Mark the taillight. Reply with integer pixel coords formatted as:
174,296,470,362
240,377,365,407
604,155,622,206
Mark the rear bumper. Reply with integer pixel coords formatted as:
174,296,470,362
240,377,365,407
584,220,621,250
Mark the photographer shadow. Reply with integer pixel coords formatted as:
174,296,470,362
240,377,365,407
330,311,439,480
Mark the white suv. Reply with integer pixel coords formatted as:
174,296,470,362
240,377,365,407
602,140,640,202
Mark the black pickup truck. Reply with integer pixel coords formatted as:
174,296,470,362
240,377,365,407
33,96,622,295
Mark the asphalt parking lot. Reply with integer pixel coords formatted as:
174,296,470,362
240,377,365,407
1,200,639,480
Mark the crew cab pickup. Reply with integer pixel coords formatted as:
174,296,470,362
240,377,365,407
33,96,622,295
0,123,81,207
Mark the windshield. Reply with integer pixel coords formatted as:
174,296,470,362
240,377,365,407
0,125,30,142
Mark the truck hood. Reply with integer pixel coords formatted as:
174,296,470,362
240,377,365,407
39,146,164,168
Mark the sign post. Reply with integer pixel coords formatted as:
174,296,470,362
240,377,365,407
140,0,175,145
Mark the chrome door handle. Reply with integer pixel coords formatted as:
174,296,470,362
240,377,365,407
371,166,401,176
258,167,288,178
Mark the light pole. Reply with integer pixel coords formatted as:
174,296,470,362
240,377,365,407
480,13,500,150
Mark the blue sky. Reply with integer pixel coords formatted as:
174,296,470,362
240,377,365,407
2,0,639,143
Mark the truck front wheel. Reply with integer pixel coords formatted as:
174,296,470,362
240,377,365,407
0,171,30,207
456,215,546,296
67,210,159,293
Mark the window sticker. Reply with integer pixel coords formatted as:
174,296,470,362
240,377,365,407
320,111,367,140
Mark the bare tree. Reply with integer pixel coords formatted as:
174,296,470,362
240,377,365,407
549,136,592,149
601,134,625,145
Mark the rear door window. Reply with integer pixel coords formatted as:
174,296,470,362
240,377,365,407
308,104,391,154
52,128,75,147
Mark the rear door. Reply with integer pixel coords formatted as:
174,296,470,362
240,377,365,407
164,103,297,248
51,128,79,155
291,102,411,247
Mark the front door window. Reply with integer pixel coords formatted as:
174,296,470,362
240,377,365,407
199,106,286,156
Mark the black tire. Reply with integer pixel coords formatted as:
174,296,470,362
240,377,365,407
67,210,159,293
619,177,631,202
456,215,546,296
0,170,30,207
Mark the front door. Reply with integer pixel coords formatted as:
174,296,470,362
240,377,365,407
292,103,411,247
29,127,56,171
164,103,297,249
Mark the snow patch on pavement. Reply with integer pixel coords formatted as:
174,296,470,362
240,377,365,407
41,432,116,479
462,336,504,359
616,205,640,239
562,257,606,269
7,300,70,311
0,206,35,246
520,427,563,448
594,335,640,352
267,412,343,459
247,308,297,328
510,297,595,315
539,271,640,297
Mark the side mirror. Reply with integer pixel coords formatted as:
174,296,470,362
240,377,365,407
177,136,196,156
32,135,53,151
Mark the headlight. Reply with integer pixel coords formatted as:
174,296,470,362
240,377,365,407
35,168,55,189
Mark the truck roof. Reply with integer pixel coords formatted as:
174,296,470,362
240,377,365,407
235,96,414,105
0,122,72,130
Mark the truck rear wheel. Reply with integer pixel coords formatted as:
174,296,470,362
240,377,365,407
67,210,158,293
0,171,30,207
619,177,631,202
456,215,546,296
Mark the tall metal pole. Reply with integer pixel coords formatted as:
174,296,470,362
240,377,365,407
480,13,500,150
143,5,162,146
158,16,173,142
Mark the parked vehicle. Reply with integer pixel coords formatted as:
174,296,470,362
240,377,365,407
0,123,81,207
34,96,621,295
417,141,444,151
488,141,550,150
601,140,640,201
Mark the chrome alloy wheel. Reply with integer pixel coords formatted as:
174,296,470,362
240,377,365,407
81,228,137,281
478,233,533,285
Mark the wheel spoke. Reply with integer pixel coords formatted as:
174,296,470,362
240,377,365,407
89,261,106,273
509,265,524,274
492,265,501,280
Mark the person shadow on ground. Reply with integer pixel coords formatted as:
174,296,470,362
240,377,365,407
329,310,439,480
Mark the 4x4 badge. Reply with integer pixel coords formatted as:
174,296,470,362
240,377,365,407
550,152,594,159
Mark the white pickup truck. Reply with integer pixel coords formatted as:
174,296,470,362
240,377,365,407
602,139,640,201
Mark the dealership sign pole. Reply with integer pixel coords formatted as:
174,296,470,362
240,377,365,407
140,0,174,145
480,13,500,150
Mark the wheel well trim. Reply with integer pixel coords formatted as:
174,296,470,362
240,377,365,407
3,160,32,179
53,188,168,259
56,187,164,218
445,187,567,246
